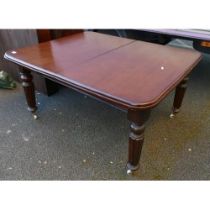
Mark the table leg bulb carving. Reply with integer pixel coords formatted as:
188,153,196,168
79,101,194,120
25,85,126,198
20,68,37,115
126,110,150,174
170,77,189,118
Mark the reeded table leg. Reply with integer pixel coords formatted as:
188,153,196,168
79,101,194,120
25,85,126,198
126,109,151,174
20,68,38,119
170,77,189,118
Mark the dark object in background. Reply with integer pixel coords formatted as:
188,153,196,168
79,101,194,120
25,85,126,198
0,71,16,89
193,41,210,54
93,29,172,45
133,29,210,54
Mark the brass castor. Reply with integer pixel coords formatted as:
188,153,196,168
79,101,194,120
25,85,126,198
33,114,38,120
126,163,139,175
126,169,133,175
169,113,175,119
170,108,180,119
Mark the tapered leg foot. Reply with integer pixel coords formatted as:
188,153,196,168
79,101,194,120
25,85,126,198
126,109,151,174
20,68,37,117
170,77,189,118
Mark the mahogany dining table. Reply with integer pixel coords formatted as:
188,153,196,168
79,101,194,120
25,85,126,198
4,31,202,174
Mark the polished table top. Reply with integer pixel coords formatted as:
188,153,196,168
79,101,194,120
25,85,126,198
5,32,202,109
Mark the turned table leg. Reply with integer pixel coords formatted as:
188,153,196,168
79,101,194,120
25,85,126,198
20,68,38,119
170,77,189,118
126,109,151,174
